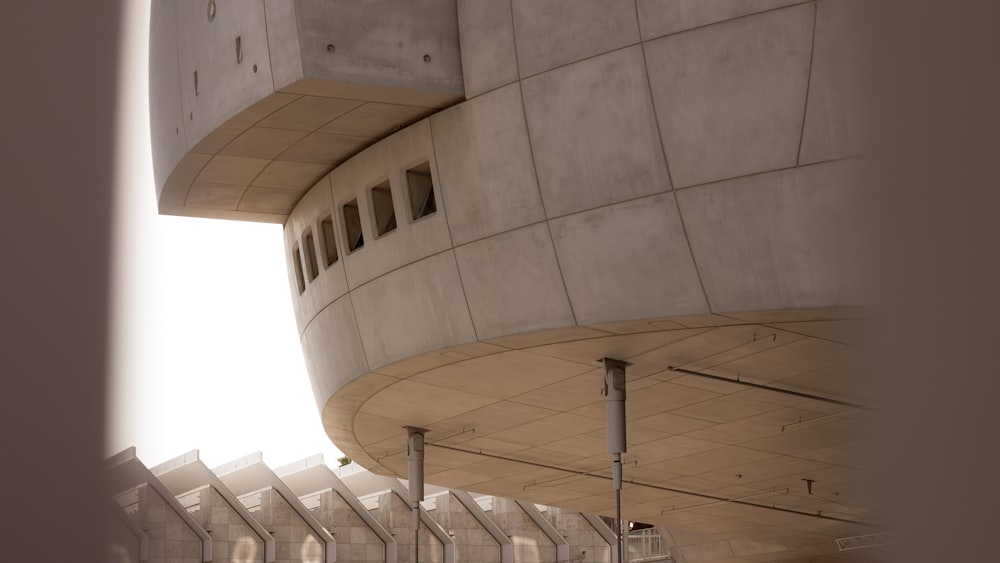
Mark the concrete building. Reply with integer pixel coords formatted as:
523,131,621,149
148,2,879,562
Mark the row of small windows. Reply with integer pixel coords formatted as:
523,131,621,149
293,161,436,295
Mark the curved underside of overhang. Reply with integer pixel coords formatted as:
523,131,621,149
322,308,878,536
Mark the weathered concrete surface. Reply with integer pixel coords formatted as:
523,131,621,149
454,223,574,340
295,0,462,93
644,3,814,187
430,84,543,245
521,46,670,217
511,0,639,77
636,0,804,39
457,0,519,97
548,193,707,324
798,0,869,164
149,0,464,222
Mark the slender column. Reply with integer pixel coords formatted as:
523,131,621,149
406,427,426,563
603,358,628,563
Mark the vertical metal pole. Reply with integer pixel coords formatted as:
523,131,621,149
412,504,420,563
603,358,627,563
407,427,426,563
614,452,624,563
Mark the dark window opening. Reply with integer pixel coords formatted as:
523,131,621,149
320,216,338,266
407,162,436,220
343,199,364,252
292,245,305,295
371,180,397,236
303,230,319,281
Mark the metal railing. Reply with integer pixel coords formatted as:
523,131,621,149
627,528,672,562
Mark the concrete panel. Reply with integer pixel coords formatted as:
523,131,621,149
218,126,308,159
295,0,463,94
511,0,639,77
239,187,304,213
320,103,434,138
549,193,707,325
195,155,269,185
279,132,374,165
521,46,670,217
457,0,519,97
350,251,477,369
430,84,544,245
149,0,188,195
644,4,814,187
280,78,462,109
301,295,370,410
636,0,804,40
329,120,453,288
264,0,304,89
676,160,862,313
258,95,363,131
252,160,329,190
799,0,868,164
454,224,574,340
185,182,244,211
189,92,300,154
175,0,276,148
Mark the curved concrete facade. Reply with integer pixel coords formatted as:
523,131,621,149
153,1,876,561
284,0,865,451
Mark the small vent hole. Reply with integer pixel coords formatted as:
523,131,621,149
303,231,319,281
343,200,364,252
292,245,305,295
371,180,396,236
407,162,436,220
321,216,339,266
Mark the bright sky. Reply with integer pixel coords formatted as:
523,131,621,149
107,1,342,470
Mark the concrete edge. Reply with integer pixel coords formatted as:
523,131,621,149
450,490,513,563
389,479,456,563
215,453,337,563
516,500,570,563
276,455,399,563
152,450,277,563
109,499,150,562
580,513,619,563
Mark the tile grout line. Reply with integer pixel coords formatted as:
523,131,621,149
260,0,276,93
796,1,820,166
509,1,580,328
428,117,481,342
632,0,714,316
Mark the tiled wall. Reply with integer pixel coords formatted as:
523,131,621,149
372,491,444,563
241,487,325,563
433,494,501,563
490,498,557,563
178,486,265,563
116,484,202,563
545,507,611,563
303,488,385,563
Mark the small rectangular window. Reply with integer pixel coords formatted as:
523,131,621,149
303,230,319,281
371,179,397,236
407,162,436,220
321,216,338,266
292,245,305,295
343,199,364,252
